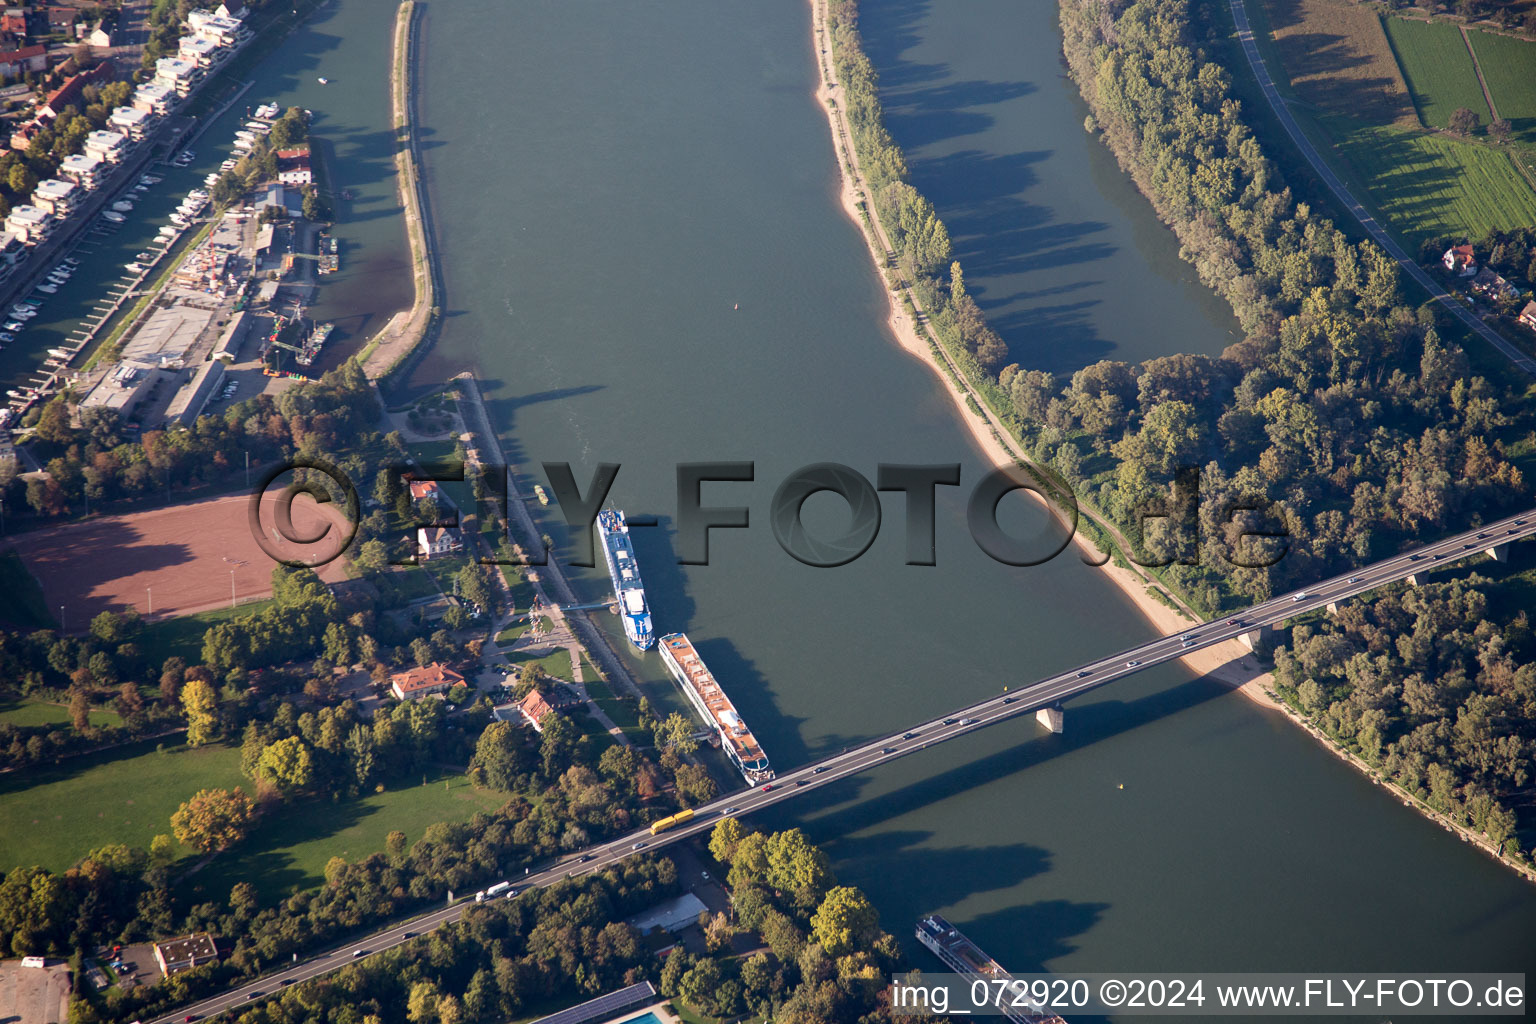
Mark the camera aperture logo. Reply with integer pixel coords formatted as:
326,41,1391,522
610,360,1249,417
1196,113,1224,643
248,458,1290,571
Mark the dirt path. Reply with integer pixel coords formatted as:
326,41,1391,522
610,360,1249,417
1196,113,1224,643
1459,24,1501,122
809,0,1279,709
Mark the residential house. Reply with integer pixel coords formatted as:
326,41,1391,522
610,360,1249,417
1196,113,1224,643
389,662,464,701
1469,267,1518,303
31,178,77,217
44,7,77,34
408,479,443,501
40,62,115,121
154,56,199,96
83,128,126,163
415,525,463,560
151,934,218,977
4,205,51,244
132,81,174,115
59,152,102,188
109,105,150,141
179,35,220,67
0,9,25,37
515,687,579,733
0,44,46,77
1520,301,1536,332
87,22,112,47
275,146,312,185
1442,244,1477,277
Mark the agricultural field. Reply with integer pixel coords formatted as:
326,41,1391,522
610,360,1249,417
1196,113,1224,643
1469,30,1536,145
0,739,245,872
1382,17,1492,129
1325,119,1536,246
1258,0,1416,125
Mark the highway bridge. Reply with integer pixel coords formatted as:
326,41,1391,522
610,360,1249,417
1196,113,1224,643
149,507,1536,1024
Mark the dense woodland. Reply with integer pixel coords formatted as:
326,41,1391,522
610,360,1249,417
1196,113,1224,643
827,0,1535,861
1273,579,1534,855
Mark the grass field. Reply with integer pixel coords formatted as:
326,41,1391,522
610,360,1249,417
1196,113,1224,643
137,599,275,667
185,767,506,902
0,550,54,630
0,739,245,872
1469,30,1536,145
0,697,121,729
1324,118,1536,247
1258,0,1415,125
1382,17,1492,129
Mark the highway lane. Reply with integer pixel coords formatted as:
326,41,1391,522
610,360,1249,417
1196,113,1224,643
149,506,1536,1024
1227,0,1536,377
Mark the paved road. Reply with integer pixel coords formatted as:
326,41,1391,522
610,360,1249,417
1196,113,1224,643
1227,0,1536,376
149,505,1536,1024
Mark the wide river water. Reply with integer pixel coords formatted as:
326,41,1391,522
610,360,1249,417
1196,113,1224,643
391,0,1534,1010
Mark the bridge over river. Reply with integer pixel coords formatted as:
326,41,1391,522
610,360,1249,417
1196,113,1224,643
151,507,1536,1024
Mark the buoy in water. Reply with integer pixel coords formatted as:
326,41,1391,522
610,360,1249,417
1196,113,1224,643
1117,784,1124,789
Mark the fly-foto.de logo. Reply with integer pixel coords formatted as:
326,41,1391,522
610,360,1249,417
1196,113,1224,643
248,459,1291,571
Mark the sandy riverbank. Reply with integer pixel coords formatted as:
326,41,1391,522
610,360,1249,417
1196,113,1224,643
807,0,1280,712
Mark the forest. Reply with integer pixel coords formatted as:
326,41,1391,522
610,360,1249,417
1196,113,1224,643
824,0,1536,864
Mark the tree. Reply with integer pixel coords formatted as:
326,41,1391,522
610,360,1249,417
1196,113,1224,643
1448,106,1481,136
7,161,33,196
654,711,697,753
170,787,255,852
181,676,219,745
678,958,723,1013
810,885,879,956
68,688,91,732
468,720,526,791
1489,117,1513,140
709,817,746,864
256,736,315,795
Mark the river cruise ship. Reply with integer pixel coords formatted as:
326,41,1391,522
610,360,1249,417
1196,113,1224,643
659,632,773,784
597,509,654,650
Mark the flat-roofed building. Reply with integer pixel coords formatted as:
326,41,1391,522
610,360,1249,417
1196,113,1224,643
179,35,220,67
0,230,23,266
133,81,175,115
188,11,242,44
81,360,164,417
151,933,218,977
165,359,226,426
213,311,250,362
84,129,126,163
32,178,78,217
60,152,103,188
4,205,51,244
154,56,199,96
108,105,151,141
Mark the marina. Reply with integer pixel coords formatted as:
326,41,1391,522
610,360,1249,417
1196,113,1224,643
658,632,774,785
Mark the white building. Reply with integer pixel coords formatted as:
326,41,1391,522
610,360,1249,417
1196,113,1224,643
0,230,24,268
133,81,175,116
188,11,243,45
179,35,221,67
59,153,104,189
4,206,52,244
109,106,152,141
154,57,200,96
32,179,79,217
84,129,127,164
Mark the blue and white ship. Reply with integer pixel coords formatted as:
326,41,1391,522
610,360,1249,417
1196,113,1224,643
596,509,654,650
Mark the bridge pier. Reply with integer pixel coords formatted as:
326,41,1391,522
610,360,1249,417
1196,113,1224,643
1485,543,1511,563
1406,573,1420,587
1035,707,1063,734
1238,624,1273,652
1325,601,1340,616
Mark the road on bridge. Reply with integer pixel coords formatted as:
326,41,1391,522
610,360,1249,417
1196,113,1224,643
1227,0,1536,377
150,507,1536,1024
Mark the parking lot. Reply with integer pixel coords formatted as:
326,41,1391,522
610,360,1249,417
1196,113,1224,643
0,959,70,1024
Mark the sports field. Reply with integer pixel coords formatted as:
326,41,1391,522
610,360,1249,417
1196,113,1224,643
1382,17,1491,129
1326,120,1536,246
0,739,244,871
1258,0,1415,126
1468,30,1536,145
8,492,351,626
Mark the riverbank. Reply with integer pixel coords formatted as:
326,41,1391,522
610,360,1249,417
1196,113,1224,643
359,0,438,380
807,0,1279,713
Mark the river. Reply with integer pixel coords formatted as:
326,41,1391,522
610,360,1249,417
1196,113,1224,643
398,0,1535,1011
